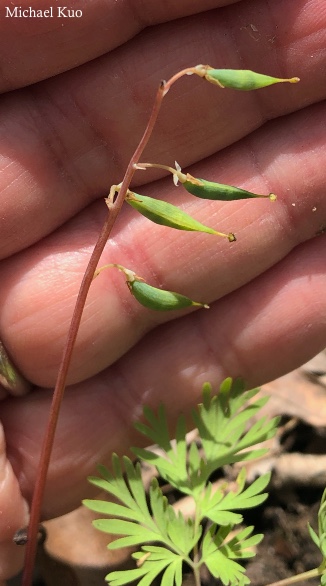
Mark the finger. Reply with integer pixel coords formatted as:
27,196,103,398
1,0,325,257
0,100,325,386
2,233,326,518
0,0,238,91
0,423,29,580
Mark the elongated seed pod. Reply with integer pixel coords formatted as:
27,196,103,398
128,280,208,311
202,68,299,91
126,191,235,240
182,176,276,201
94,264,209,311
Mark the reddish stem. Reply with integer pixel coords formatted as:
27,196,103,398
22,80,165,586
22,69,193,584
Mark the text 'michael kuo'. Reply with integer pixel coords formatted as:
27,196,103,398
5,5,83,18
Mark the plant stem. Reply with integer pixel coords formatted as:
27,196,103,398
192,503,202,586
163,67,199,92
21,78,166,586
135,162,178,175
193,563,202,586
265,567,323,586
21,65,201,585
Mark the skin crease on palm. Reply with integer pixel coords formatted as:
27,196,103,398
0,0,325,578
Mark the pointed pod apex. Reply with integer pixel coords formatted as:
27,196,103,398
127,279,209,311
201,67,300,91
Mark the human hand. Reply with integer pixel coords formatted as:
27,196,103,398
0,0,325,578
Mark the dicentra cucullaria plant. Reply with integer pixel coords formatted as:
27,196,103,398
22,65,326,586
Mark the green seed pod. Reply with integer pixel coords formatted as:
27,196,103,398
199,67,299,91
126,191,235,240
128,279,209,311
182,175,277,201
95,263,209,311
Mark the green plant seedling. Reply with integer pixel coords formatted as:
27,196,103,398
84,378,280,586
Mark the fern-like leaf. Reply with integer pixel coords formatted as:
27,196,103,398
198,468,271,526
84,455,200,555
201,524,263,586
107,546,183,586
84,455,160,548
190,379,279,490
132,405,191,493
131,378,278,500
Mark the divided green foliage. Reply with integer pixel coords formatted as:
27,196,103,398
84,379,279,586
133,378,279,497
198,468,271,527
191,379,278,485
109,547,183,586
202,524,264,586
